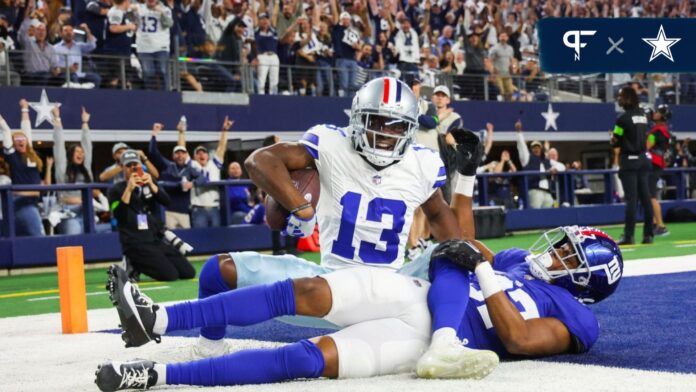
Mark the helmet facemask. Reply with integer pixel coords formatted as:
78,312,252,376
352,110,417,167
526,227,591,287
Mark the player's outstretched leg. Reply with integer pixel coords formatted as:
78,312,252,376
95,339,332,391
107,265,161,348
107,264,329,348
416,258,499,379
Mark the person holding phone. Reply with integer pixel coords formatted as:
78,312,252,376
53,23,101,87
107,149,195,281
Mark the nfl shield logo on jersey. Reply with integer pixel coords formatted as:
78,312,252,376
372,175,382,185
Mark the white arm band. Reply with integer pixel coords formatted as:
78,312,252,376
454,174,476,197
475,262,502,299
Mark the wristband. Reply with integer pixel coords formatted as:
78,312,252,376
454,174,476,197
289,202,312,215
21,109,29,113
475,262,501,299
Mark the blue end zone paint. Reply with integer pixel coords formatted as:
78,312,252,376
97,271,696,374
539,271,696,374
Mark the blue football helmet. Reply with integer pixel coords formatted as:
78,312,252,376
527,226,623,304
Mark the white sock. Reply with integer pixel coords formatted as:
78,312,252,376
153,363,167,386
431,327,458,347
152,307,168,335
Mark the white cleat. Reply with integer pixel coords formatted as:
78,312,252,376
416,334,499,379
189,336,231,360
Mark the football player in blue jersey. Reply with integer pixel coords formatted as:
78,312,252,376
95,214,623,389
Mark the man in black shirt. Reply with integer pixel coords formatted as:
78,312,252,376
612,87,654,245
108,150,195,281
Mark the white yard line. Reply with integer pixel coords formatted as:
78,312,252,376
27,286,171,302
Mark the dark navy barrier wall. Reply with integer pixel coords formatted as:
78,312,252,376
2,86,696,133
0,170,694,269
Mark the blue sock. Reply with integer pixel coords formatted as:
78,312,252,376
166,339,324,386
198,256,232,340
166,278,296,333
427,257,471,332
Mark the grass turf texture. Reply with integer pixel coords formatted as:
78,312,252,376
1,222,694,319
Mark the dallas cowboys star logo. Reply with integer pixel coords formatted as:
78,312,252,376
642,25,681,63
28,89,61,127
541,103,560,131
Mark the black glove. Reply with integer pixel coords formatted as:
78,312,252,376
450,128,484,176
430,239,486,272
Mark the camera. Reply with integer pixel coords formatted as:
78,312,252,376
163,230,194,255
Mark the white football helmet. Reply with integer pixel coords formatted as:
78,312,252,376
350,77,419,167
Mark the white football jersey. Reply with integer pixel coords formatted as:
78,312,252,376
300,124,446,271
135,4,171,53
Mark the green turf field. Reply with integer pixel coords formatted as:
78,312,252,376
1,223,694,319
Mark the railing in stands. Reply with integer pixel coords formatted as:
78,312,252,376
5,49,691,104
476,167,696,209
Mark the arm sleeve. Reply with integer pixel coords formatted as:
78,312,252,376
160,7,174,29
516,132,530,167
299,124,347,170
153,180,171,206
108,185,127,221
107,8,125,25
1,117,13,152
612,115,626,147
21,117,33,145
52,122,67,184
418,114,438,129
148,136,170,170
81,123,94,179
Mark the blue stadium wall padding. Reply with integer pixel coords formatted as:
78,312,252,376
505,200,696,231
0,224,276,269
3,86,696,133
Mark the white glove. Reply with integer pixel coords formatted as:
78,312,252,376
283,212,317,238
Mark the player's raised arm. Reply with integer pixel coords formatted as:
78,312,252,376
245,142,316,217
421,189,461,242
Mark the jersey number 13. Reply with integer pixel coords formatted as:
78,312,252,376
331,191,406,264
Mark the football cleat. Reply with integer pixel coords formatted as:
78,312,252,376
107,265,161,348
416,334,499,379
95,359,158,391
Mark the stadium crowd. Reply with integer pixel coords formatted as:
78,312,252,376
0,0,694,102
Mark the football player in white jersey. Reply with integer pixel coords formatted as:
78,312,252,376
134,0,173,90
186,77,465,358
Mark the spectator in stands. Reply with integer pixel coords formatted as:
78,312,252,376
217,17,246,90
201,0,233,44
108,149,195,281
182,116,232,228
255,12,279,95
332,10,361,97
0,155,10,236
80,0,112,51
53,23,101,87
49,6,76,44
0,99,46,236
315,19,334,96
459,28,487,100
489,31,515,101
520,58,545,101
18,3,61,86
356,42,383,77
226,160,250,224
516,121,555,208
178,0,207,57
432,85,463,202
394,16,420,86
99,142,158,183
134,0,173,91
273,0,302,38
483,149,517,209
51,105,91,235
149,121,207,229
104,0,137,87
294,15,318,96
0,15,20,86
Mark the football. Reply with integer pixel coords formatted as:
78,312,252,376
265,168,320,230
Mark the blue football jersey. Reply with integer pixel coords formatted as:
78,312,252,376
458,248,600,357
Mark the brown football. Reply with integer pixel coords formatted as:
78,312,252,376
265,169,320,230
